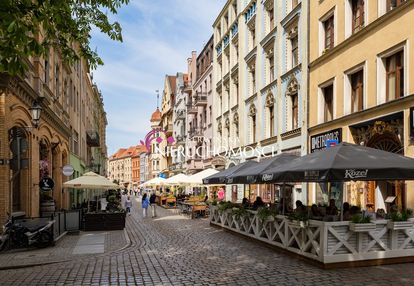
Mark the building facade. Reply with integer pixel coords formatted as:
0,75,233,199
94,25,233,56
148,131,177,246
308,0,414,210
171,72,188,174
212,0,308,204
193,36,215,170
0,46,107,221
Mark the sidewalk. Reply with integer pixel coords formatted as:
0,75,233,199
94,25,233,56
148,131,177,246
0,229,129,270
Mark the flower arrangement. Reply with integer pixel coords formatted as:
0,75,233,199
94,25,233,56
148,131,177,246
351,213,372,223
389,209,413,222
39,159,49,178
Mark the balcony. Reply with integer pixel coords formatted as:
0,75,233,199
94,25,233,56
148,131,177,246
194,94,208,106
175,110,186,121
187,102,198,114
183,82,192,93
231,22,238,39
175,135,185,145
189,128,203,138
86,130,100,147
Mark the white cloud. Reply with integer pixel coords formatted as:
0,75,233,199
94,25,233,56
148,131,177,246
91,0,226,155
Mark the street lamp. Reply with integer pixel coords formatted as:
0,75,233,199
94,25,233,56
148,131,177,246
29,101,42,128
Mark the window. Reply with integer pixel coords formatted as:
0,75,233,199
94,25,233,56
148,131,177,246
352,0,364,33
386,51,404,101
44,59,49,83
291,35,298,67
351,70,364,112
269,8,274,31
324,15,334,50
235,81,239,105
251,69,256,94
291,93,299,129
252,115,257,142
209,106,212,124
387,0,406,11
269,55,274,83
269,106,274,137
323,85,333,122
251,27,256,49
55,64,60,97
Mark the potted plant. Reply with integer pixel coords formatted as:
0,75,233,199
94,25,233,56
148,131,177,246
287,212,309,228
257,207,277,224
232,207,249,221
387,209,413,230
349,213,376,232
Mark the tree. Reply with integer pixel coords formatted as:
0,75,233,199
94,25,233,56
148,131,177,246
0,0,129,75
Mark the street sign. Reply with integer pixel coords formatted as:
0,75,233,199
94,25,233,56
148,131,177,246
39,177,54,191
62,164,74,177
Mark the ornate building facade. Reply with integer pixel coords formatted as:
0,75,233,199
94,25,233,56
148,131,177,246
0,46,107,221
308,0,414,210
212,0,308,204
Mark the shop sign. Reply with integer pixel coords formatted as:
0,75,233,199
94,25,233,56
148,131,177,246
310,128,342,153
62,165,74,177
39,177,54,191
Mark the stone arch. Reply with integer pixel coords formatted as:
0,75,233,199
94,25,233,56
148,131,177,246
265,90,275,107
286,76,299,96
8,105,32,130
248,104,257,117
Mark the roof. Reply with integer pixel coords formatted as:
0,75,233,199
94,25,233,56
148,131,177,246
150,108,161,122
110,145,147,161
109,148,127,160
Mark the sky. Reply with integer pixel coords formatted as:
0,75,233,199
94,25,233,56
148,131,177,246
90,0,226,156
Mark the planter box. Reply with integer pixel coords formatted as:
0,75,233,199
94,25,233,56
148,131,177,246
349,222,376,232
288,220,308,228
387,220,414,230
84,212,126,231
265,216,275,222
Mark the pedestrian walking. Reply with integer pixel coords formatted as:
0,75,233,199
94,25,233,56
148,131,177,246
150,192,157,218
125,196,132,215
142,193,150,218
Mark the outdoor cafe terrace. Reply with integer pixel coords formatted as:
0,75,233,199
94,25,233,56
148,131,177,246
204,143,414,267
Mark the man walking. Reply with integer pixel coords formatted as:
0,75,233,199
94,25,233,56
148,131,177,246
150,192,157,218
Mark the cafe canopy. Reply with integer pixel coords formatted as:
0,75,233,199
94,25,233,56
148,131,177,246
164,173,191,186
261,142,414,183
225,153,299,184
63,172,118,189
202,160,258,184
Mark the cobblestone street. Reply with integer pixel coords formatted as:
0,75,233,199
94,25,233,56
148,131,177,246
1,203,414,285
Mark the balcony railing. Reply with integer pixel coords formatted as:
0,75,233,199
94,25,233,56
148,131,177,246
187,102,198,114
244,2,257,23
231,22,238,38
194,94,207,106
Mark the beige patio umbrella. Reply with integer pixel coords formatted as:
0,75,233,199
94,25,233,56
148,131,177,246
63,171,118,189
63,172,118,211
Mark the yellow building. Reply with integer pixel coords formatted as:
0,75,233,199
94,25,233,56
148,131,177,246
309,0,414,210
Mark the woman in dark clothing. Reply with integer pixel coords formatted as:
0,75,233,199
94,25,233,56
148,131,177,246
252,196,265,210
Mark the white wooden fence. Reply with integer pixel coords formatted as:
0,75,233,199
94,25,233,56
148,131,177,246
209,206,414,265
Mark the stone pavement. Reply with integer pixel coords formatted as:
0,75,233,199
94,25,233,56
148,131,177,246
0,228,128,269
1,200,414,285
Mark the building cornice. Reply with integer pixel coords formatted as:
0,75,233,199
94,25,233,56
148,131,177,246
309,0,414,70
309,93,414,133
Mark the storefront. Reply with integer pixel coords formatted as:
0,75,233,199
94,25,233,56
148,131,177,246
309,96,414,211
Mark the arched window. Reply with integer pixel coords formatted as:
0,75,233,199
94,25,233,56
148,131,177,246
265,91,275,137
286,77,299,130
249,104,257,143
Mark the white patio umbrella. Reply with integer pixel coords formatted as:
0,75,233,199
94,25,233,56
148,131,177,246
63,171,118,211
142,177,166,187
164,173,191,186
186,169,219,186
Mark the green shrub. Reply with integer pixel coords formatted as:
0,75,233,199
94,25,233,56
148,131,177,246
287,212,309,222
390,208,413,221
257,207,278,222
218,201,236,213
351,213,372,223
232,207,249,220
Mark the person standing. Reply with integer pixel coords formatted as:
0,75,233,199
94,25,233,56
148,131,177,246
150,192,157,218
124,196,132,215
142,193,150,218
